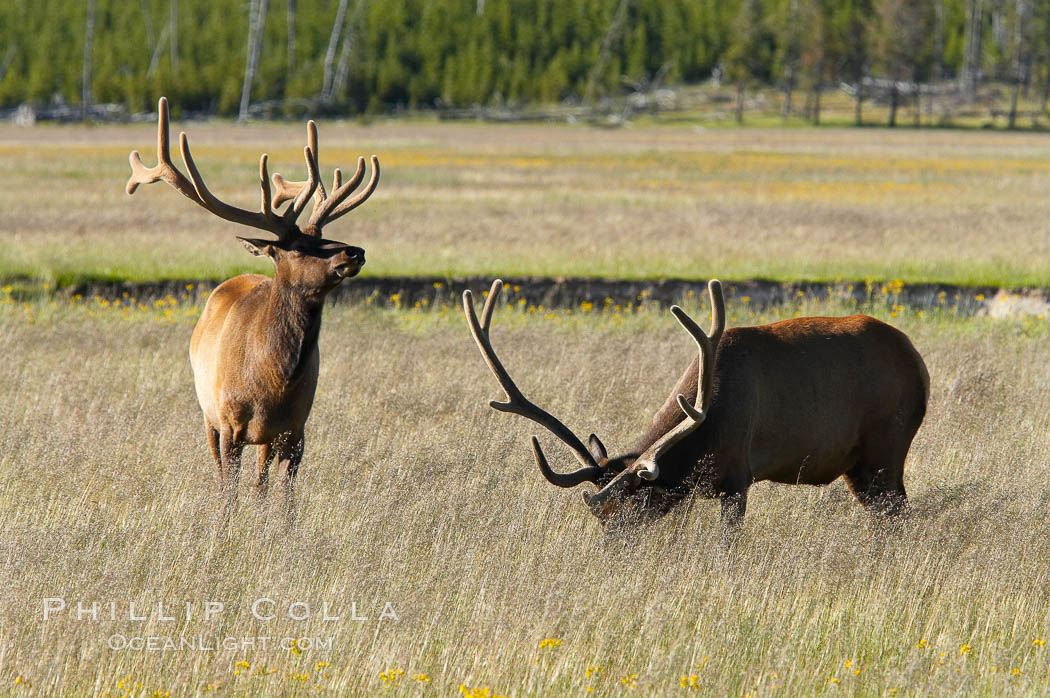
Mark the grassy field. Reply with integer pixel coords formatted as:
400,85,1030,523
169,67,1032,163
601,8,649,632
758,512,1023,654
2,121,1050,287
2,289,1049,696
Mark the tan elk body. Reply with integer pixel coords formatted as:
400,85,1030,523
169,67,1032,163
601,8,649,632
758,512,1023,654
465,280,929,536
127,98,380,519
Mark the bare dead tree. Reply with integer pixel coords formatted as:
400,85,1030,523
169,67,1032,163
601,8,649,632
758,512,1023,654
82,0,96,121
287,0,297,77
0,47,15,86
583,0,631,105
1007,0,1032,128
170,0,179,70
140,0,168,78
780,0,801,122
239,0,270,122
929,0,944,121
321,0,351,104
963,0,984,103
332,0,367,102
139,0,156,60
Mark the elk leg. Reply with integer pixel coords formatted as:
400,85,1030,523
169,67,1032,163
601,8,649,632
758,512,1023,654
218,430,243,523
275,433,304,525
843,463,875,508
254,443,274,500
720,488,748,548
844,461,909,525
205,422,222,488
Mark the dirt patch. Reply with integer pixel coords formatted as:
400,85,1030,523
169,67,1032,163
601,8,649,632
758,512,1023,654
51,276,1050,315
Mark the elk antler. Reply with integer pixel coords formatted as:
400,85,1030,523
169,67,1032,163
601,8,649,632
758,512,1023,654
269,120,380,236
632,279,725,481
127,97,315,241
463,280,603,487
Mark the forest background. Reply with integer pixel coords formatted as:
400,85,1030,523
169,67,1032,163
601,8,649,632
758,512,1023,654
0,0,1045,127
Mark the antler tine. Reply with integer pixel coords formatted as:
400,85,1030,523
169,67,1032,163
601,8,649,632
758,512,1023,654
307,157,367,228
706,279,726,347
632,279,726,481
306,121,322,191
270,121,327,211
310,155,380,227
531,436,603,488
259,154,273,217
463,280,602,486
126,97,200,202
178,131,291,239
479,277,501,332
283,145,320,224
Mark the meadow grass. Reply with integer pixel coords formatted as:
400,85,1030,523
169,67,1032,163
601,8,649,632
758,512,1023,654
2,289,1049,696
2,122,1050,287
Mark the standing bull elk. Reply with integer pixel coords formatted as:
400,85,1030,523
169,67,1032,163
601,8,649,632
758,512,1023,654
127,97,380,521
464,279,929,538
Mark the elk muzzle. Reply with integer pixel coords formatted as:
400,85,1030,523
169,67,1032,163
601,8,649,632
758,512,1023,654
333,246,365,278
582,471,640,519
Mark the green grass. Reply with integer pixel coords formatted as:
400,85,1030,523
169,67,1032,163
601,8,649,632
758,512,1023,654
2,291,1049,695
2,121,1050,288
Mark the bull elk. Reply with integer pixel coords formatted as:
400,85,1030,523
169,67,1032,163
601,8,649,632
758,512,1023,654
126,97,380,521
464,279,929,539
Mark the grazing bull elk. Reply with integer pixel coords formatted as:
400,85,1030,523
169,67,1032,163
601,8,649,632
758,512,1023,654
464,279,929,537
127,97,380,520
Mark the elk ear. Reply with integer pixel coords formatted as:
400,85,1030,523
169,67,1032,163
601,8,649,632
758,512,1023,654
238,237,277,258
588,433,608,461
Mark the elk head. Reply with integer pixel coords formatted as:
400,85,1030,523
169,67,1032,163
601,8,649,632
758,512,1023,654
463,279,724,528
127,97,379,295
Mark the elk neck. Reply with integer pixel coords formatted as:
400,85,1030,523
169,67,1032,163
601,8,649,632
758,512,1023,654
255,272,328,386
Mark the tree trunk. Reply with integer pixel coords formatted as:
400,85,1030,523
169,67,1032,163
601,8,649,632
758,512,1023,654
855,81,863,126
782,70,794,122
1008,78,1020,128
583,0,631,105
82,0,95,121
139,0,156,60
812,79,822,126
239,0,270,122
781,0,799,123
962,0,983,103
735,81,745,123
333,0,371,102
321,0,350,104
170,0,179,70
1008,0,1029,128
888,84,898,127
287,0,296,77
1041,62,1050,114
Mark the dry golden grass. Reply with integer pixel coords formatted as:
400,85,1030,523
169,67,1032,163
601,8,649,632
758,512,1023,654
2,121,1050,286
2,291,1049,696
